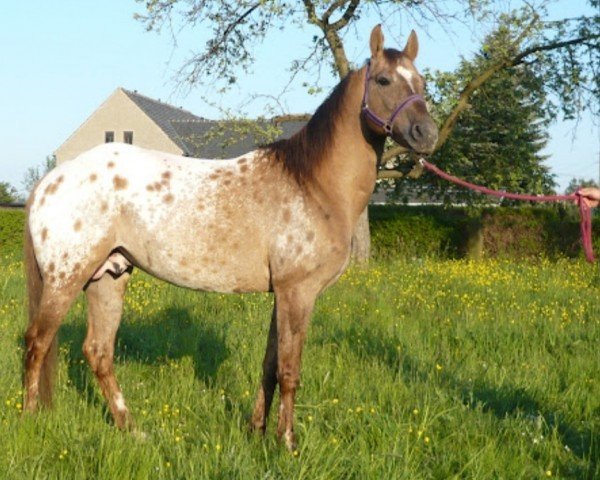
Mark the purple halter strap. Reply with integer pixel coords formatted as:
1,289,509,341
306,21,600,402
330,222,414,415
361,61,425,136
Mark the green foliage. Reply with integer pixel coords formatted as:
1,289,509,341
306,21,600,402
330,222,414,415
369,205,600,261
565,177,599,195
0,209,25,257
369,205,459,258
0,182,20,204
0,254,598,478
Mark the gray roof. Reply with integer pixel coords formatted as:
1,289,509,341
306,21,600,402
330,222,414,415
123,88,306,158
171,119,307,158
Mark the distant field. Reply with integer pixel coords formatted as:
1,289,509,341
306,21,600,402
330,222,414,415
0,253,598,479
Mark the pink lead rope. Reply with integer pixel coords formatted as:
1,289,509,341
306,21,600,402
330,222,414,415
418,159,596,263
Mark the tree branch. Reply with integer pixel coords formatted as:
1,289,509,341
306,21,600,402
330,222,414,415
302,0,323,28
331,0,360,31
211,2,262,56
511,34,600,67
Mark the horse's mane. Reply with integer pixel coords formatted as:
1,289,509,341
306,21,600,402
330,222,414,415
260,73,353,184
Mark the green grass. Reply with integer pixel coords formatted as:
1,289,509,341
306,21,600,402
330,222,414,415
0,252,598,479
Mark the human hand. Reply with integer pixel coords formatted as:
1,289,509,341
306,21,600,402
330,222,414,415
578,187,600,208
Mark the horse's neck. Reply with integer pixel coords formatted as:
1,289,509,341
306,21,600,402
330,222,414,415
315,68,383,229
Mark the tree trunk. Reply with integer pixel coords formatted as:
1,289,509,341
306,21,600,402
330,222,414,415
351,207,371,264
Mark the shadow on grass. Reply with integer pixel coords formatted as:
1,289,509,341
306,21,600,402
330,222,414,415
314,322,598,479
60,306,229,408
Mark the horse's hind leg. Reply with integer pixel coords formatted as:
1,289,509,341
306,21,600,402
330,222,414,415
83,270,132,429
251,303,278,433
24,284,81,411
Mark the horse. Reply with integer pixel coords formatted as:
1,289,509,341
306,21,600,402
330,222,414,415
23,25,438,451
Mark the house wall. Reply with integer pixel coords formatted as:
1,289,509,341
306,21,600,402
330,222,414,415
54,88,182,164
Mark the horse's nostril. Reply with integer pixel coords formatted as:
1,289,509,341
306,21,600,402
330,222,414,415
411,123,423,140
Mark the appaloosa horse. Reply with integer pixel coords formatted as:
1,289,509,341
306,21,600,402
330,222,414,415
24,25,437,450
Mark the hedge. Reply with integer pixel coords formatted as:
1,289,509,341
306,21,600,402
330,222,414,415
369,205,600,260
0,209,25,257
2,206,598,261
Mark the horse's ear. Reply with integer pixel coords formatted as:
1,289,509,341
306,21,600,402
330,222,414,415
403,30,419,61
370,24,385,58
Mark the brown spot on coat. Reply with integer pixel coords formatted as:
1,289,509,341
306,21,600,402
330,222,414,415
113,176,128,190
161,171,171,180
306,231,315,242
240,164,248,173
61,252,68,260
163,194,174,204
209,174,218,180
283,209,291,223
48,262,55,273
89,174,97,182
107,161,115,168
237,157,248,164
154,182,162,191
59,272,65,280
146,185,154,191
44,182,59,195
41,228,48,242
74,220,82,231
39,197,45,206
100,202,108,213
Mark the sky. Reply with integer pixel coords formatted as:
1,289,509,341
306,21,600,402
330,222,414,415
1,0,598,196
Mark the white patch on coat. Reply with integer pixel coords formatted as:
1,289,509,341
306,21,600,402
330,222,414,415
396,65,415,92
114,392,127,412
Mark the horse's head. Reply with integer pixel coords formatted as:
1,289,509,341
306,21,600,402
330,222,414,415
362,25,438,154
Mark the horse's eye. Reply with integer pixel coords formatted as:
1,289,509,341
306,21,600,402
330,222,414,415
376,76,391,86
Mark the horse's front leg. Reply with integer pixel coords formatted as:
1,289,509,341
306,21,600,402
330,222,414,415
273,286,315,452
250,303,278,433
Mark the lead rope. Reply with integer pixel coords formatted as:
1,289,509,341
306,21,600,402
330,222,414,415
418,158,596,263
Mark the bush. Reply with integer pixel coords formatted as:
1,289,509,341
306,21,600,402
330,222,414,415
370,205,600,261
0,208,25,257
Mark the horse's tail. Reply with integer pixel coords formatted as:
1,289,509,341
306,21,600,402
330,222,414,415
24,197,56,406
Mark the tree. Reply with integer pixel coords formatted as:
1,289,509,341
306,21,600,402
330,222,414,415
136,1,600,260
0,182,20,204
565,177,598,194
22,155,56,194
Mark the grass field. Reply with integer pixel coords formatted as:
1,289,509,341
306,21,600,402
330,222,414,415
0,253,598,479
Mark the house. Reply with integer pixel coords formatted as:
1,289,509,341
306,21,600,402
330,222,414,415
54,87,308,164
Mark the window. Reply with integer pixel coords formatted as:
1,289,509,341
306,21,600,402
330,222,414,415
123,131,133,144
105,131,114,143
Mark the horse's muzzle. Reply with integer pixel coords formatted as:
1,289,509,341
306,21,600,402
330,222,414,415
408,117,438,154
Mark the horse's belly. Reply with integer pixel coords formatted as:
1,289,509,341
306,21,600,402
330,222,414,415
128,245,271,293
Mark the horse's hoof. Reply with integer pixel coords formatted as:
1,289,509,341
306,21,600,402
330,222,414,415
283,431,297,453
